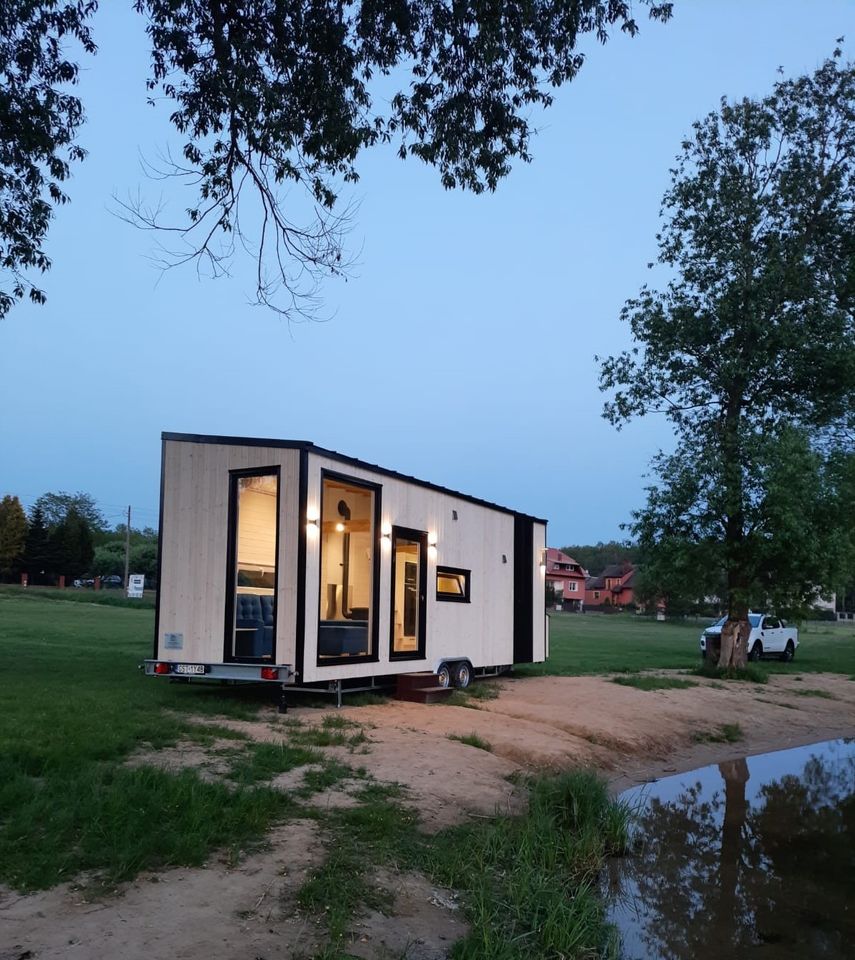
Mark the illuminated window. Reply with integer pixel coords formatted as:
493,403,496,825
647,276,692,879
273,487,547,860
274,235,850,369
317,474,378,662
391,528,427,659
436,566,470,602
226,470,278,663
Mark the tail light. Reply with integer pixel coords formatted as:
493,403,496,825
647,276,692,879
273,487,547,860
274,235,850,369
260,667,279,680
154,662,171,675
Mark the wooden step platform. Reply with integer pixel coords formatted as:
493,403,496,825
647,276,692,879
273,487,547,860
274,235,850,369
394,672,453,704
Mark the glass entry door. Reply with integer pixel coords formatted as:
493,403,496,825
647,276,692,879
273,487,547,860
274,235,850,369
390,527,427,660
226,469,279,663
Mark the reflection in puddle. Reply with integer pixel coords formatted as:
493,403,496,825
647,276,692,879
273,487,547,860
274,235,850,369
609,739,855,959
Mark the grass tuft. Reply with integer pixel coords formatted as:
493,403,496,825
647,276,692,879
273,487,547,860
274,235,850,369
793,688,837,700
445,681,502,709
447,732,493,752
466,681,502,701
343,692,389,706
297,760,358,797
692,663,769,684
422,770,633,959
691,722,744,744
611,674,697,691
227,742,321,784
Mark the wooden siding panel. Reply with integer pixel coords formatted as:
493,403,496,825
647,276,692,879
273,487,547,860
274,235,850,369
157,441,299,664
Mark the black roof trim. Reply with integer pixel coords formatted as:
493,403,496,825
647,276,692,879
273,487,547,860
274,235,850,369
162,431,548,524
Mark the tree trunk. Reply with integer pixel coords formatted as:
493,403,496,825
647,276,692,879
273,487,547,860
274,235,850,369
718,384,750,669
718,610,750,669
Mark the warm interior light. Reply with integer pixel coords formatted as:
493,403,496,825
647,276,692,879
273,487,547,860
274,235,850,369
335,521,345,532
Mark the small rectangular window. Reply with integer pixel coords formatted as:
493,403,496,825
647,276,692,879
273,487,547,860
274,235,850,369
436,566,470,602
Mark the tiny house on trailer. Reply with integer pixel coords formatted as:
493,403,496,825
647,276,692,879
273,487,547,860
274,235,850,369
145,433,548,697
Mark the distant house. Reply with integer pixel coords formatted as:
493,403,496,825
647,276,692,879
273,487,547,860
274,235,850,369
545,549,588,611
585,562,636,610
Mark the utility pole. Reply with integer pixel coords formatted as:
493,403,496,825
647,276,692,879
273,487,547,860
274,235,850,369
123,505,131,590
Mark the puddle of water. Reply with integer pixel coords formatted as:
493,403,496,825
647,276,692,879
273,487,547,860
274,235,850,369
609,739,855,960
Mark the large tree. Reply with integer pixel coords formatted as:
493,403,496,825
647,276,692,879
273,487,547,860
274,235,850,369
22,503,52,583
600,51,855,667
50,505,94,579
0,494,28,580
31,490,107,531
0,2,96,319
1,0,672,320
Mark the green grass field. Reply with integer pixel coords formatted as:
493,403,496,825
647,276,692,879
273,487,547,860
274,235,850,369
517,612,855,677
0,595,288,890
2,596,853,901
1,594,638,958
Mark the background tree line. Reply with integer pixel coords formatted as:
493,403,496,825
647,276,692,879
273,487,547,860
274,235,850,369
558,541,641,578
0,491,157,585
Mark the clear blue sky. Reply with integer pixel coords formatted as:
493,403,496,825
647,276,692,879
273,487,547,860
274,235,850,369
1,2,851,542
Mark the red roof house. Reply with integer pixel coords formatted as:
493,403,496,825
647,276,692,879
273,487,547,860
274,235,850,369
545,549,587,611
584,562,636,610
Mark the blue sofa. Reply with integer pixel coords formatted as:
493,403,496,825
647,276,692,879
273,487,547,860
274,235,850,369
318,620,369,657
234,594,274,658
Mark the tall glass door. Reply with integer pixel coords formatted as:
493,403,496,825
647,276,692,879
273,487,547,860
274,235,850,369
390,527,427,660
226,469,279,662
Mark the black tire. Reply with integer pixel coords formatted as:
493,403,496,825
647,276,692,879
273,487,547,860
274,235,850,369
748,641,763,662
781,640,795,663
436,663,452,688
453,661,471,689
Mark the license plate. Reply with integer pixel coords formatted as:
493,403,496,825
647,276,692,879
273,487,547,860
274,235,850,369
174,663,206,675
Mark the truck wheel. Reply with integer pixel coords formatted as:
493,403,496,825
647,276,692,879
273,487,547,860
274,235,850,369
748,641,763,662
453,661,471,689
436,663,451,688
781,640,795,663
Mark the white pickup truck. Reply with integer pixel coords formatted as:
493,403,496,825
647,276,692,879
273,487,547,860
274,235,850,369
699,613,799,662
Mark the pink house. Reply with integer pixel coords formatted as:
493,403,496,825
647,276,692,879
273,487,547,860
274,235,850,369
545,548,587,611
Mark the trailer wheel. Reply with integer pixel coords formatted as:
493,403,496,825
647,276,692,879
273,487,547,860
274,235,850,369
436,663,452,688
453,661,471,689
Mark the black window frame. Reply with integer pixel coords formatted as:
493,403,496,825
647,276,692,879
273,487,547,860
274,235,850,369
389,526,428,662
436,565,471,603
315,469,382,667
223,465,281,664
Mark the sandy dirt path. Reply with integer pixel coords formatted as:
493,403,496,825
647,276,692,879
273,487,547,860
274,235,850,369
3,672,854,960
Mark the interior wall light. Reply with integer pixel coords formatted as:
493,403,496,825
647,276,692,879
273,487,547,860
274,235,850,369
335,521,346,533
